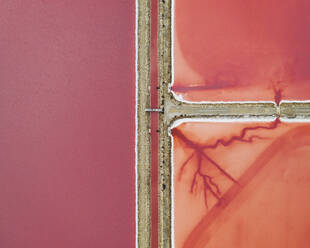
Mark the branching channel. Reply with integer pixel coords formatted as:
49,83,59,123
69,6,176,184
172,118,280,208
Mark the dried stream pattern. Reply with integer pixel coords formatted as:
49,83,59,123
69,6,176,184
172,0,310,101
172,119,280,208
172,121,310,248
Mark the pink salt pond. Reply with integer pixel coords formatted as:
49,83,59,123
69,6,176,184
172,120,310,248
172,0,310,102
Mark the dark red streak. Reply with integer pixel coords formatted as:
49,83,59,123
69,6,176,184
273,87,283,105
150,0,159,246
172,118,280,208
201,119,280,150
172,128,238,207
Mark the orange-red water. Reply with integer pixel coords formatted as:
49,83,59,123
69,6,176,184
172,0,310,101
173,121,310,248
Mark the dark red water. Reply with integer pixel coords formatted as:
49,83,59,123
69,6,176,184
0,1,135,247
